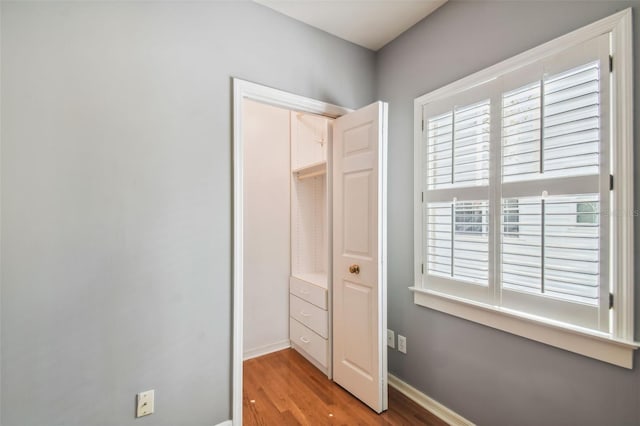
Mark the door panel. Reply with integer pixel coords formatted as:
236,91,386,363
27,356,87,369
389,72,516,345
343,123,373,155
343,171,372,256
332,101,388,413
342,280,373,375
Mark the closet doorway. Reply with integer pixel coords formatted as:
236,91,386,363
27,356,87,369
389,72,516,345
232,79,388,424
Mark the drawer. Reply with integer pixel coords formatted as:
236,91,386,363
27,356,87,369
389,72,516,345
290,318,328,367
290,294,328,338
289,276,327,309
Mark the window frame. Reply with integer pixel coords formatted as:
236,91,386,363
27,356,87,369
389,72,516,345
411,8,637,368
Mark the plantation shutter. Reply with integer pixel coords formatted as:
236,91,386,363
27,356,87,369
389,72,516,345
422,82,495,303
499,34,611,331
421,33,611,331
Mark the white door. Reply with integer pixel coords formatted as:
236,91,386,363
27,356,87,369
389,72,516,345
332,101,388,413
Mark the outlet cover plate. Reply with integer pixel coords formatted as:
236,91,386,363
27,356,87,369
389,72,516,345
136,390,154,418
398,335,407,354
387,329,395,348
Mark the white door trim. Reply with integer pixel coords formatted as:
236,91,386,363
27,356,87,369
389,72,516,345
232,78,351,425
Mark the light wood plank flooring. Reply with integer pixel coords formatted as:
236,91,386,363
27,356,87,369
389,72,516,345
243,348,449,425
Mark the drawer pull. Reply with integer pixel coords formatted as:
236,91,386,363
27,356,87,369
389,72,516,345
300,311,311,317
299,336,311,344
299,289,310,295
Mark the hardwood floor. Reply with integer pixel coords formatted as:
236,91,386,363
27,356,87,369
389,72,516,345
243,349,449,426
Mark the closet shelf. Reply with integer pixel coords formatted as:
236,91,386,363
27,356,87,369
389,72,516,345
293,162,326,180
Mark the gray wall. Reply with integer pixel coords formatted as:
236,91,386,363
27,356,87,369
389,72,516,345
0,2,374,425
377,1,640,425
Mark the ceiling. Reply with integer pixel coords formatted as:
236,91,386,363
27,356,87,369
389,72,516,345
254,0,448,51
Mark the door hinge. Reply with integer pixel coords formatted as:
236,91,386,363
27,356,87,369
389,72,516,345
421,192,424,202
421,119,424,132
610,174,614,190
609,55,613,72
421,263,424,274
609,293,614,309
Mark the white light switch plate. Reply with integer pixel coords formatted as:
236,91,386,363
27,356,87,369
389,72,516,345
387,329,395,348
136,390,154,418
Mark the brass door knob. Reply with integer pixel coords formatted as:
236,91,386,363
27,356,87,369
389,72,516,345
349,264,360,274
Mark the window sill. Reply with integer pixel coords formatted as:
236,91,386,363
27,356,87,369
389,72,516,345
409,286,639,369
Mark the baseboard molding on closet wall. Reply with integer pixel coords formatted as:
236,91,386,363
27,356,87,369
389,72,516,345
243,340,291,360
388,374,475,426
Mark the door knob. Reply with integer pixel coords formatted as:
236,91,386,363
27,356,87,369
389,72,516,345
349,264,360,274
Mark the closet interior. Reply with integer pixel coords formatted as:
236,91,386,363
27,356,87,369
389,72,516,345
243,99,335,377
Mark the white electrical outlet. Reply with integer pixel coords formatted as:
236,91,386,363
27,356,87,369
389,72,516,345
387,329,395,348
136,390,154,418
398,335,407,354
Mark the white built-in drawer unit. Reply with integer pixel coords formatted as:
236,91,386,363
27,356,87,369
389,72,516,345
290,317,328,368
289,276,327,309
290,294,328,338
289,277,329,370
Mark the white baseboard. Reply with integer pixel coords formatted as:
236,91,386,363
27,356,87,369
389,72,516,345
215,420,232,426
243,339,291,360
388,374,474,426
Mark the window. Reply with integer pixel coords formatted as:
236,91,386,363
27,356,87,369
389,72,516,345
412,10,636,368
577,201,598,224
455,202,488,234
502,199,519,234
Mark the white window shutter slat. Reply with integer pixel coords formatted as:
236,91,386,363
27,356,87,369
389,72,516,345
501,194,600,305
425,200,489,286
542,62,601,178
